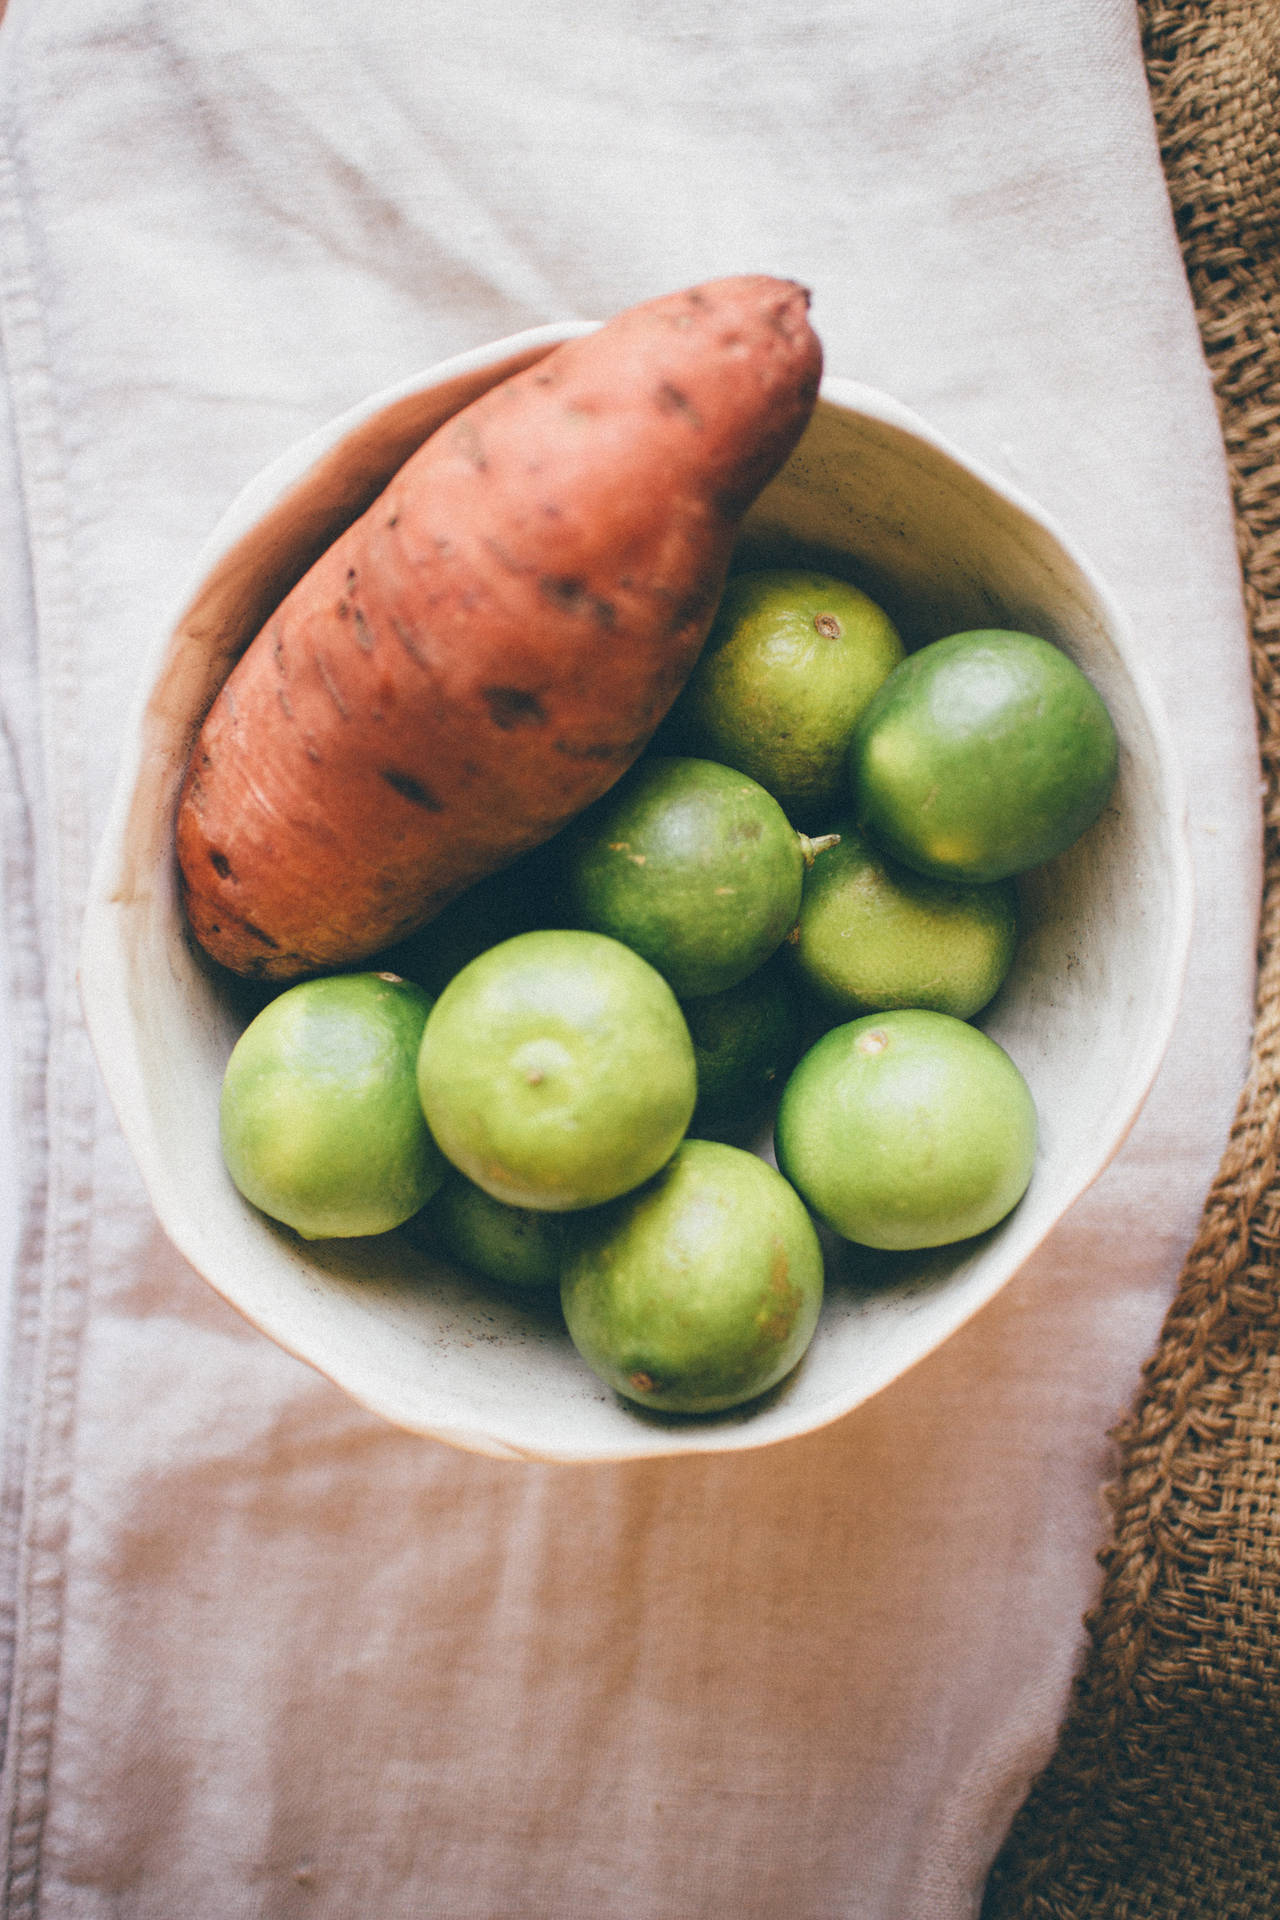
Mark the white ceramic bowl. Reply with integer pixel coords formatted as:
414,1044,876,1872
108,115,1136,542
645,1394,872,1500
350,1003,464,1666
80,324,1194,1462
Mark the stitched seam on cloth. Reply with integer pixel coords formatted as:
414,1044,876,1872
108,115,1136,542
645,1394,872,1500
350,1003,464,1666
0,92,100,1920
0,7,53,1797
0,705,50,1764
982,2,1280,1914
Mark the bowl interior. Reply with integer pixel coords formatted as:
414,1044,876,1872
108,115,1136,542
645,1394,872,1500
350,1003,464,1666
80,332,1193,1463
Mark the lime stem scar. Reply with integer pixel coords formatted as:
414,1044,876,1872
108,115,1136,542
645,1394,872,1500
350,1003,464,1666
798,832,841,866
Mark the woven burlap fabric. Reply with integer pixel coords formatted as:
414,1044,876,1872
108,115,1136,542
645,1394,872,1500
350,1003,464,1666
982,4,1280,1915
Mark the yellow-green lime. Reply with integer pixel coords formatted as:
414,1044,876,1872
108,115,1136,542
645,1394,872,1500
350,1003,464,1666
668,568,904,817
791,823,1018,1019
560,1138,824,1413
427,1173,565,1289
681,961,802,1141
563,756,833,999
415,929,696,1212
851,629,1118,882
219,972,446,1240
774,1009,1037,1249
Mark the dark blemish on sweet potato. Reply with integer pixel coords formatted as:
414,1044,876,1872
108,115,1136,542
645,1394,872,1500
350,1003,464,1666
212,904,281,953
539,575,617,628
236,933,309,980
209,849,233,880
541,574,586,609
352,607,374,654
381,768,445,811
276,687,294,721
483,686,547,730
668,295,704,331
656,383,702,429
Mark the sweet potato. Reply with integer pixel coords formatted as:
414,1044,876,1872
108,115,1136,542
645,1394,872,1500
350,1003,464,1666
176,275,823,979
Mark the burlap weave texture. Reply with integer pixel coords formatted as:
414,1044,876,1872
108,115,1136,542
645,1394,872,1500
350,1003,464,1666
984,3,1280,1913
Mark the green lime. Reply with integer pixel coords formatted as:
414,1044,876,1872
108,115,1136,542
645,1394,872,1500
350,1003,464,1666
563,756,833,999
851,629,1118,882
560,1138,824,1413
220,972,446,1240
427,1173,565,1289
416,929,696,1211
790,823,1018,1019
682,961,802,1140
668,568,904,817
774,1009,1037,1249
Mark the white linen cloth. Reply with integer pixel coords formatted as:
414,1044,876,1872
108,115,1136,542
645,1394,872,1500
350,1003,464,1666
0,1,1261,1914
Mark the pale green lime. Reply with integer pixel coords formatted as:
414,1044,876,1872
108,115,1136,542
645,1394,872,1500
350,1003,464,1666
564,756,823,998
416,930,696,1211
220,972,446,1240
774,1009,1037,1249
669,567,904,816
428,1173,565,1289
851,629,1118,881
791,823,1018,1019
560,1138,824,1413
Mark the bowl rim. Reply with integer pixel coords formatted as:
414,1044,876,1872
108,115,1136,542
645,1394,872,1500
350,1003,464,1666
79,324,1196,1462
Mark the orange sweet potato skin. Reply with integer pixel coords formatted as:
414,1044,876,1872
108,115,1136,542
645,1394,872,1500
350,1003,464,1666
176,276,823,979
